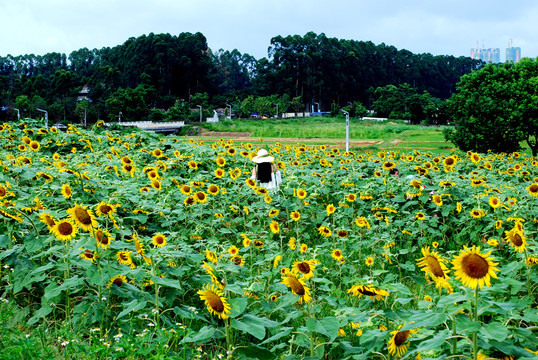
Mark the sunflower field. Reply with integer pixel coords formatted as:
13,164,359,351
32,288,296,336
0,119,537,360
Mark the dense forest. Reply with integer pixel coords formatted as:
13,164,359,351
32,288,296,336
0,31,483,123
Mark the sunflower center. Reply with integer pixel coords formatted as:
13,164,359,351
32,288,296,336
156,236,164,244
394,330,410,346
58,222,74,235
297,262,310,274
530,184,538,193
0,188,6,197
120,253,128,261
461,253,489,278
426,255,445,278
335,250,341,257
206,291,225,312
288,276,305,296
44,216,55,227
358,287,376,296
233,257,242,265
512,233,523,246
100,204,112,214
96,231,109,245
74,207,92,225
113,278,123,286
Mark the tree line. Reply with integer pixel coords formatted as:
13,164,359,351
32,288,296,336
0,31,482,124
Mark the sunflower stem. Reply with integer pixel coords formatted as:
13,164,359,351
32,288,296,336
524,248,532,298
225,317,231,356
472,287,479,360
451,313,457,355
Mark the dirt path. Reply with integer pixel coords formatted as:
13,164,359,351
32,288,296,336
189,131,446,149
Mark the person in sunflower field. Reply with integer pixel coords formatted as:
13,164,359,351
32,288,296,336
251,149,282,191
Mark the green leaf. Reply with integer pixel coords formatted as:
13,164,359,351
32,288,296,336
151,276,182,290
483,321,508,341
117,299,147,319
228,297,248,318
399,311,448,331
231,317,266,340
305,316,344,341
234,344,276,360
183,325,215,343
413,329,450,352
260,327,292,345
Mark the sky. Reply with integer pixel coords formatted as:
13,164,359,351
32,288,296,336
0,0,536,61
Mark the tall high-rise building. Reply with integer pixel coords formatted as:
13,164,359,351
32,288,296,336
470,46,501,63
506,43,521,63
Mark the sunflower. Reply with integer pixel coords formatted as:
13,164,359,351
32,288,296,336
292,260,317,279
337,229,348,238
410,179,421,189
67,203,98,231
152,233,167,248
152,148,164,158
347,284,389,302
231,256,245,266
416,246,450,280
504,229,527,253
299,243,307,253
198,283,231,319
59,184,73,199
296,188,307,199
326,204,336,216
108,275,127,287
116,251,134,267
526,183,538,197
242,234,251,247
268,209,279,217
92,228,112,249
489,196,501,209
346,193,357,202
80,249,97,262
388,325,418,357
51,219,78,241
195,191,207,203
452,245,499,289
282,270,312,304
443,156,457,168
470,152,481,163
214,168,225,178
354,216,371,229
332,249,344,262
318,225,332,237
228,245,239,257
290,211,300,221
244,177,257,189
365,256,374,266
39,212,56,231
415,212,426,221
270,221,280,234
288,237,296,250
432,194,443,207
29,140,40,151
382,161,396,171
150,179,162,191
253,240,264,249
470,209,486,219
0,185,7,198
184,196,196,206
95,202,117,218
18,144,27,152
215,157,226,167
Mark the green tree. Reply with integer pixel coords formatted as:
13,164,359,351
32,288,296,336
444,60,538,155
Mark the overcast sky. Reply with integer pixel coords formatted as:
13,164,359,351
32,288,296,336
0,0,536,61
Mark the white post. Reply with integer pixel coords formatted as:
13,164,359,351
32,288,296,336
36,108,48,128
197,105,202,122
118,111,122,124
342,110,349,152
84,108,87,128
273,103,278,118
14,108,20,121
314,102,319,113
226,104,232,119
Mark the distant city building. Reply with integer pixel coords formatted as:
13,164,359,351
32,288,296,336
506,46,521,63
470,47,501,63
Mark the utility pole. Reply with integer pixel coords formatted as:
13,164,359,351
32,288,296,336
197,105,202,122
341,110,350,152
14,108,20,121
